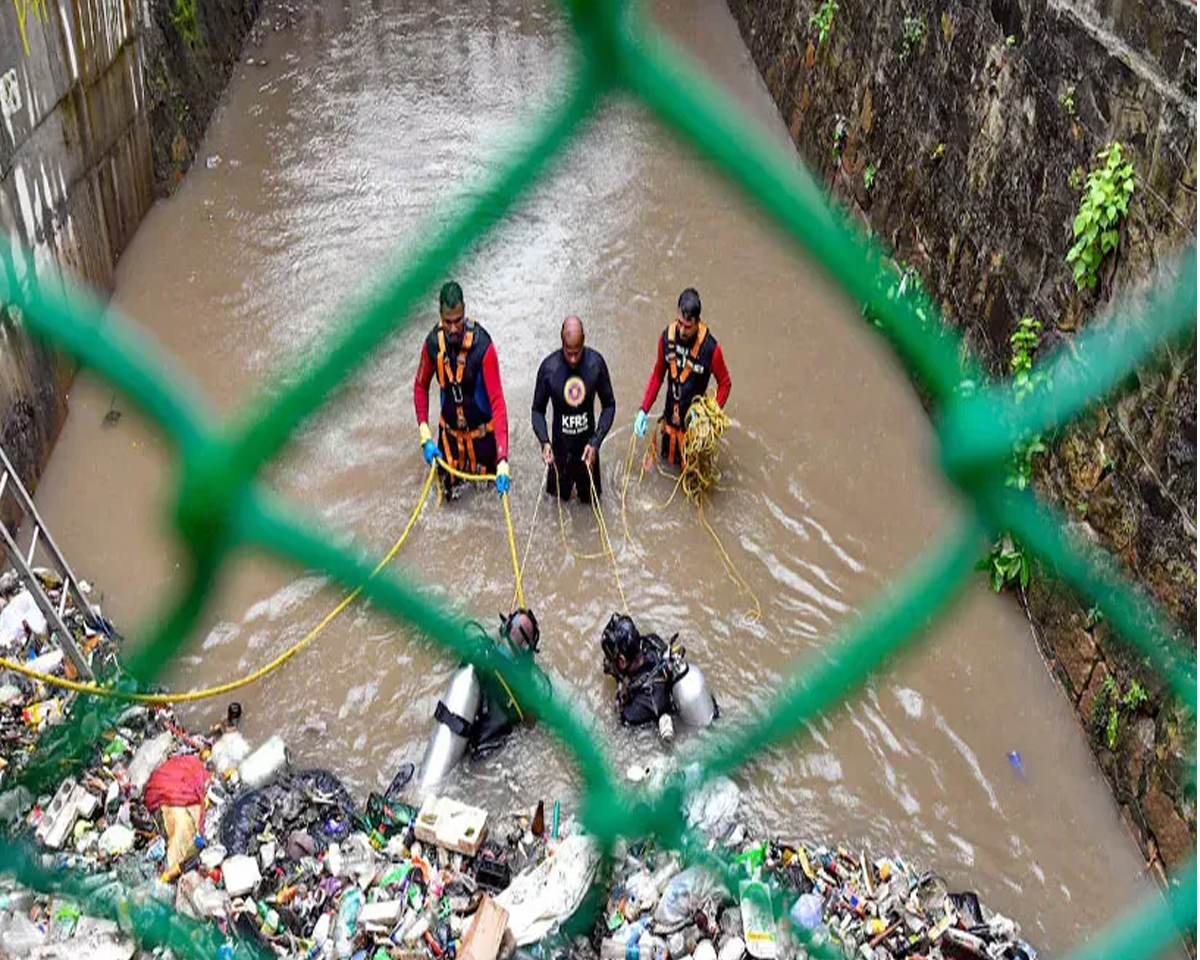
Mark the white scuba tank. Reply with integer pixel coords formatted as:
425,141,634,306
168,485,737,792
418,664,481,794
671,662,717,727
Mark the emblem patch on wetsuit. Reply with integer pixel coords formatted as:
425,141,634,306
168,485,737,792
563,375,586,406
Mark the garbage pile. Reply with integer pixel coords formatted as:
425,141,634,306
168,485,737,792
600,830,1038,960
0,690,601,960
0,569,119,783
0,574,1038,960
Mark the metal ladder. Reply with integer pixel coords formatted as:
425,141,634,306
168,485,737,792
0,445,95,679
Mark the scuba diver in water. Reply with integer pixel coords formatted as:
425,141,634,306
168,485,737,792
418,609,543,793
601,613,718,736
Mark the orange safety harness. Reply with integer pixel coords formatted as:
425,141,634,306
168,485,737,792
662,319,708,465
435,322,493,474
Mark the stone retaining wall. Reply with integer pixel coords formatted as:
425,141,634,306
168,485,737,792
725,0,1197,880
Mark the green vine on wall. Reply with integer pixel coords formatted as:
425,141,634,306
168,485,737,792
170,0,199,46
1092,675,1150,750
1066,142,1135,291
809,0,838,45
979,316,1049,591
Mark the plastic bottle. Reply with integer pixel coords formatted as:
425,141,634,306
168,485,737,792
335,888,364,958
790,893,824,931
257,899,282,937
599,932,666,960
22,698,62,727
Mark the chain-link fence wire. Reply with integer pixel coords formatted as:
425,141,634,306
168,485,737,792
0,0,1196,957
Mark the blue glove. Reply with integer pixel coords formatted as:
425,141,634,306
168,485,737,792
634,410,648,438
419,423,437,466
495,460,511,496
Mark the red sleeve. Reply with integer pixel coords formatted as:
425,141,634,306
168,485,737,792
712,343,731,408
414,346,434,427
481,344,509,461
639,336,667,414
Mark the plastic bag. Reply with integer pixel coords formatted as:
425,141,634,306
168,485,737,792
652,867,727,931
494,833,600,944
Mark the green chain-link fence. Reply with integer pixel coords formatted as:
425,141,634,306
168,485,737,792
0,0,1195,957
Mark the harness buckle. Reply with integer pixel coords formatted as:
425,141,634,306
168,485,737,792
451,384,464,405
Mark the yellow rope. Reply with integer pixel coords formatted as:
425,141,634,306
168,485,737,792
679,395,730,503
511,469,545,611
430,453,525,610
619,432,639,547
0,463,440,703
502,492,525,610
588,469,628,614
637,399,761,622
698,500,762,622
551,459,608,561
434,456,497,482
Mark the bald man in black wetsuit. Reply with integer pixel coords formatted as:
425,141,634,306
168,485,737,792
531,316,616,504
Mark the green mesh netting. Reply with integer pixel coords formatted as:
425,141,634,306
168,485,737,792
0,1,1195,958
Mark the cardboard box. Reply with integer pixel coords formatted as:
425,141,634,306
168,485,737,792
460,895,509,960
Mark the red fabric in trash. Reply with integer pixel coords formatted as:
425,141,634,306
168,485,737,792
143,754,210,813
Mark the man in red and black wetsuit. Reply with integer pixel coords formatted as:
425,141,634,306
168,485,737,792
413,282,511,499
633,287,731,467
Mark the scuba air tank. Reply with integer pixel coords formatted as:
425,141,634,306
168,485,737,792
417,664,482,794
669,659,718,728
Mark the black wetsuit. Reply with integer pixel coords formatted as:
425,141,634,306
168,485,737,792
469,656,549,759
615,633,674,726
531,346,616,503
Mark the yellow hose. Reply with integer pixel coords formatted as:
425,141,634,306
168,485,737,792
0,463,440,703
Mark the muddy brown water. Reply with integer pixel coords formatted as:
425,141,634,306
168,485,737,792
30,0,1163,952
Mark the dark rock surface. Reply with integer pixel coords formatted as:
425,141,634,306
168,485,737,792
725,0,1196,879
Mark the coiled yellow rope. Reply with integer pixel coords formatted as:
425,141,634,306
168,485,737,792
680,395,731,504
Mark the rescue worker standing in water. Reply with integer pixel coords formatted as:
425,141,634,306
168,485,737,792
413,282,511,499
531,316,616,503
633,287,731,467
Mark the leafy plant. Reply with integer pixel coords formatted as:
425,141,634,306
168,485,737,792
863,163,876,190
862,263,931,333
977,536,1031,592
1008,435,1046,491
1004,316,1047,489
1009,315,1042,402
1106,708,1120,749
1005,35,1016,47
810,0,838,45
170,0,199,44
1095,675,1150,749
1122,679,1148,712
1058,84,1076,116
1066,142,1136,291
901,15,925,58
930,142,946,162
1067,165,1086,191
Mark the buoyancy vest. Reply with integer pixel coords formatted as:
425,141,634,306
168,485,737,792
662,321,717,430
425,319,494,433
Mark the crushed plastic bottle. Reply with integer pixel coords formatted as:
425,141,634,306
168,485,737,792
334,887,364,958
